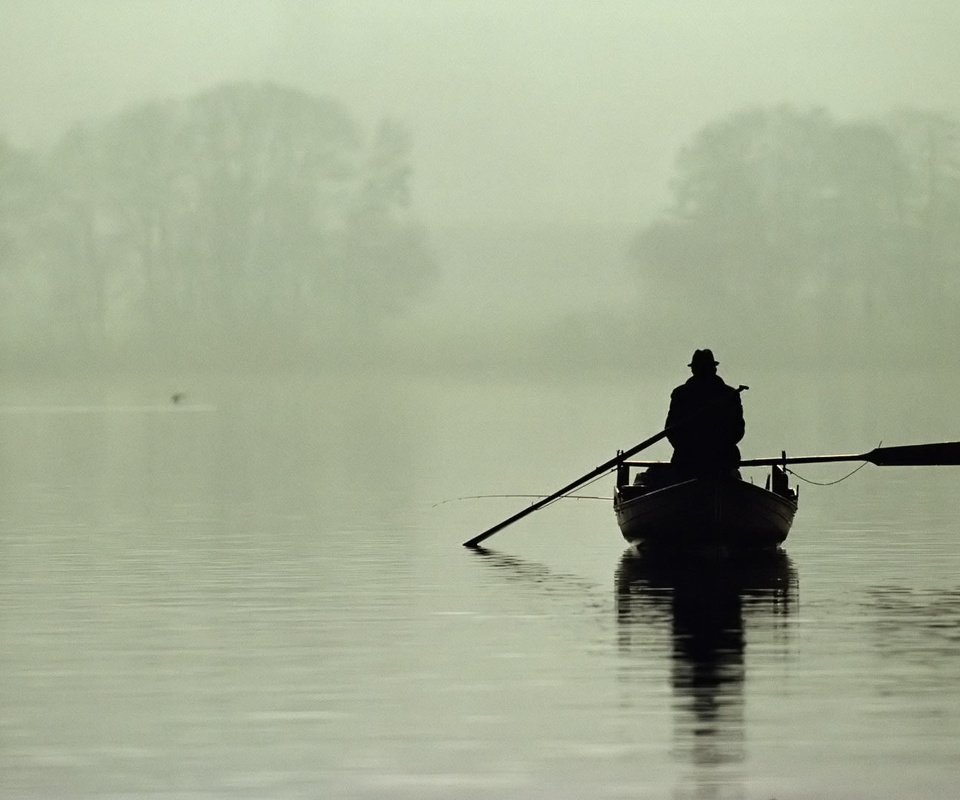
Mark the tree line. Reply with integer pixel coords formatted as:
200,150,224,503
631,106,960,367
0,82,435,369
2,92,956,374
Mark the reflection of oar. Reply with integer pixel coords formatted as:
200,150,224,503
461,424,674,548
623,441,960,469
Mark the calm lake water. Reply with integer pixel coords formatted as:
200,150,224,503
2,370,959,799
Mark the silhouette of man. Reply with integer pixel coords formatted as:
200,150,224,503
666,349,744,478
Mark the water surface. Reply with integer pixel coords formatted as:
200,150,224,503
2,372,959,798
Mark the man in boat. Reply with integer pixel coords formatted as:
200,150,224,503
665,349,744,479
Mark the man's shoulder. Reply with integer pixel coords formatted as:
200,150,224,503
671,375,740,398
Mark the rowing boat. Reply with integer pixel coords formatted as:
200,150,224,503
613,462,798,551
463,439,958,551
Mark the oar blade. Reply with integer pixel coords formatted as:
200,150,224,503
868,441,960,466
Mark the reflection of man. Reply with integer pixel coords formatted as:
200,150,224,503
666,349,744,477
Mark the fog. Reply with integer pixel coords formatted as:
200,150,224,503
4,8,960,795
2,1,959,375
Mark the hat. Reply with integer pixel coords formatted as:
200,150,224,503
688,349,719,368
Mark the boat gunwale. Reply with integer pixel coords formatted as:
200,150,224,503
614,474,798,514
613,473,798,551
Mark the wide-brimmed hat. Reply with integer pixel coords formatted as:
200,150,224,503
688,349,719,367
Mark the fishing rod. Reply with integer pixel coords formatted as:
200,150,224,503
434,493,610,508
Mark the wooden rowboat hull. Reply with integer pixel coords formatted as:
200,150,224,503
614,477,797,551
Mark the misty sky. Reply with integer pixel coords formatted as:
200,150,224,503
2,0,959,230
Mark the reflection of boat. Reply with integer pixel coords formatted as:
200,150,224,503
614,463,798,551
616,546,796,607
616,547,796,775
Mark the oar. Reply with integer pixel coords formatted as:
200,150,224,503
461,425,673,548
740,441,960,467
622,441,960,469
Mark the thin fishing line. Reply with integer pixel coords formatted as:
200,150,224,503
436,465,620,509
432,493,611,508
532,466,619,513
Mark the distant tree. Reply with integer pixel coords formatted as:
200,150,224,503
0,138,66,354
335,121,435,320
632,106,960,365
884,109,960,325
1,82,435,366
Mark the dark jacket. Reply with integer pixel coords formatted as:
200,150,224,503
665,374,744,474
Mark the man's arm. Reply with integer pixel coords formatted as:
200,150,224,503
729,389,745,444
665,387,689,448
